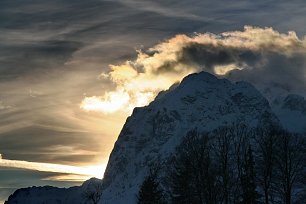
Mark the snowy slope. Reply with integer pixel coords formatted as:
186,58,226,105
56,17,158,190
272,94,306,133
100,72,280,204
4,178,102,204
250,82,306,133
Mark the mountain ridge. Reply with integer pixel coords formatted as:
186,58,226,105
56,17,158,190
4,178,102,204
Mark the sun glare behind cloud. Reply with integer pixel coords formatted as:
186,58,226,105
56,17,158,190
81,90,130,113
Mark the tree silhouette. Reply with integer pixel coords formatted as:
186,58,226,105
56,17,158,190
240,145,259,204
256,128,278,204
137,171,165,204
274,131,306,204
169,130,219,204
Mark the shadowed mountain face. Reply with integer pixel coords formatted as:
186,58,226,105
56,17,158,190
101,72,281,203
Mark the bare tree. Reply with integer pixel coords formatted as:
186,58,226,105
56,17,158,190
256,128,278,204
164,125,305,204
274,131,306,204
169,130,219,204
213,127,235,204
228,124,258,204
231,124,250,203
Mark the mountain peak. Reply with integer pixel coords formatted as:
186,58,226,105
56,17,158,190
181,71,219,84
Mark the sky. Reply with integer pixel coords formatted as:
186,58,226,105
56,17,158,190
1,0,306,202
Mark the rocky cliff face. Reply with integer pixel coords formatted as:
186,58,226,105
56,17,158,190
100,72,280,204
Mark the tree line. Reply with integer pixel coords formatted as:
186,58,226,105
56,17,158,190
137,124,306,204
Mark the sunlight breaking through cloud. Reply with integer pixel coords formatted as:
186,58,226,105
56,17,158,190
81,90,130,113
81,26,306,114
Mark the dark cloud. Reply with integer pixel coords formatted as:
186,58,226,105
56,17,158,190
0,40,82,78
180,44,262,71
0,126,96,162
178,39,306,94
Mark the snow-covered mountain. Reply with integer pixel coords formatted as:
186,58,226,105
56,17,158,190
5,72,306,204
100,72,280,204
4,178,102,204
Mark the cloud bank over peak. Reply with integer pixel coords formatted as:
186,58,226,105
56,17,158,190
81,26,306,113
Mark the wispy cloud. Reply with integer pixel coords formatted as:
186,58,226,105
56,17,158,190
0,153,105,180
116,0,208,21
0,101,11,110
